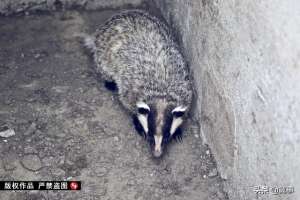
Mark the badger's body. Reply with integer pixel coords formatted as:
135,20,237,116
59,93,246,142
86,10,193,157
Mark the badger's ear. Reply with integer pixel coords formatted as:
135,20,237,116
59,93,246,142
171,106,187,118
136,101,150,115
170,106,187,136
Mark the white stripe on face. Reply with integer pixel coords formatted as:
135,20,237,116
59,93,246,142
154,135,163,157
137,114,149,133
172,106,187,113
170,117,183,136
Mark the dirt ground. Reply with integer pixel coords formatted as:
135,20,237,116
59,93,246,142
0,10,228,200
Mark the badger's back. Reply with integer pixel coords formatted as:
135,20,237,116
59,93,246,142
89,10,192,111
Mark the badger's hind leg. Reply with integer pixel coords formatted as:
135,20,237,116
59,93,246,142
83,36,117,91
93,70,117,91
102,73,117,91
104,80,118,91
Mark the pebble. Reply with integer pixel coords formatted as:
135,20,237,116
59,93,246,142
94,167,109,177
21,154,42,171
24,146,38,154
208,168,218,177
0,127,15,138
34,53,41,59
205,149,210,155
51,168,65,177
113,136,119,142
24,122,37,136
3,161,17,171
127,179,136,186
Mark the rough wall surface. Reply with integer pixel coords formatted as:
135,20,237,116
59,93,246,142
153,0,300,199
0,0,142,15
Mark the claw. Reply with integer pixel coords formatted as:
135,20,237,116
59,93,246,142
179,135,183,143
175,134,183,143
143,131,147,139
173,128,183,143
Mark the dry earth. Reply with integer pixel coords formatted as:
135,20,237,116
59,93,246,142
0,10,228,200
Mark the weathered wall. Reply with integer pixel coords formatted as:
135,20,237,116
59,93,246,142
153,0,300,199
0,0,142,15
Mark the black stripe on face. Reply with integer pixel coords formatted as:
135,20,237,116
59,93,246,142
138,107,150,115
146,108,156,146
172,111,185,118
162,108,173,144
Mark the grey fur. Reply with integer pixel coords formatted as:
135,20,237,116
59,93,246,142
86,10,193,113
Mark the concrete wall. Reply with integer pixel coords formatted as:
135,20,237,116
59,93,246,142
153,0,300,199
0,0,142,15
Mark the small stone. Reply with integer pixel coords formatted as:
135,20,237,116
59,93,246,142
21,154,42,171
3,155,18,171
0,127,15,138
113,136,119,142
3,162,17,171
51,168,65,177
34,53,41,59
24,122,37,136
194,134,199,138
127,179,136,186
24,146,37,154
42,156,56,166
208,168,218,177
205,150,210,155
94,167,109,177
203,174,207,179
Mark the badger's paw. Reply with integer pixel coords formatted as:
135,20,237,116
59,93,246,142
104,80,118,91
172,128,183,143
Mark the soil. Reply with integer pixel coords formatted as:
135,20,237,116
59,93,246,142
0,10,228,200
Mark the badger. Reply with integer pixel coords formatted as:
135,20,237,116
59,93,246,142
85,10,193,157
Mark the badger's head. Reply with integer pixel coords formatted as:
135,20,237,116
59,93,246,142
133,100,187,158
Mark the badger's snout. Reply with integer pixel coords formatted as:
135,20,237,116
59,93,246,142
152,135,164,158
153,148,163,158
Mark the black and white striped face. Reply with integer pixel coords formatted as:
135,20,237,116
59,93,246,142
133,101,187,158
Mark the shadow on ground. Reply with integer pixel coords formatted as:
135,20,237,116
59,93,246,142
0,10,227,200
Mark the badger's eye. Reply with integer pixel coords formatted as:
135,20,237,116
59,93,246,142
172,111,185,118
138,107,150,115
